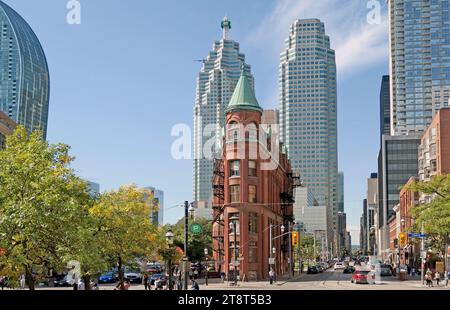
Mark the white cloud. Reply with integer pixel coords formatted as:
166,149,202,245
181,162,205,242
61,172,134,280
245,0,388,77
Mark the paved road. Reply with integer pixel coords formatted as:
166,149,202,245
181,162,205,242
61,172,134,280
11,267,450,290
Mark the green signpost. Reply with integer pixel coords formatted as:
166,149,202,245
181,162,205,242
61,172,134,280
190,223,203,235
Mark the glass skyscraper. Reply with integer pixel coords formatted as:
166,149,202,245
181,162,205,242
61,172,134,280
380,75,391,139
0,1,50,139
193,17,254,206
388,0,450,135
279,19,338,249
338,172,344,213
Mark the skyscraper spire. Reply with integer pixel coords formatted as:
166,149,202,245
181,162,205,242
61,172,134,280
221,16,231,40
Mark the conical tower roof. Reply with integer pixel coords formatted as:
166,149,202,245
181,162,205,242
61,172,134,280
225,70,262,114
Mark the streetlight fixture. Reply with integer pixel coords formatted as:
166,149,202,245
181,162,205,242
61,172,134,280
229,214,239,286
165,230,174,290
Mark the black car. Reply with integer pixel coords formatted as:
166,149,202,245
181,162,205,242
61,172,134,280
307,266,319,274
343,266,355,274
53,275,72,287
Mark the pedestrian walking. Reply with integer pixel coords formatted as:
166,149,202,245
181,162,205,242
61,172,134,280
220,271,226,283
77,279,85,290
445,270,449,287
0,276,6,290
425,272,433,287
411,267,416,277
190,279,199,290
269,268,275,285
19,274,26,289
142,273,149,290
434,271,440,286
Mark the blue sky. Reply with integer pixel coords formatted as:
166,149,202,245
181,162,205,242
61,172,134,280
6,0,390,245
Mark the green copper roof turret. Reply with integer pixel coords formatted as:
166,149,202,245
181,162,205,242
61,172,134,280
225,70,263,114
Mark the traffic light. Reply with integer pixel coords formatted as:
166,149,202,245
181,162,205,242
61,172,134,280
292,231,299,247
398,232,407,247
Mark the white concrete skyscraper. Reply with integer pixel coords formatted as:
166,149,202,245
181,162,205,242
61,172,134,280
279,19,338,251
193,17,254,208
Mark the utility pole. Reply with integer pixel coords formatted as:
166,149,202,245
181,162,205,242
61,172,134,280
183,201,189,290
288,222,292,278
269,224,273,274
421,222,425,286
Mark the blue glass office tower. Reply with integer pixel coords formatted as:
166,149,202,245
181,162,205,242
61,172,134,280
389,0,450,135
0,1,50,139
279,19,338,253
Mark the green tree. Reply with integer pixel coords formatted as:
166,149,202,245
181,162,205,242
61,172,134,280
408,175,450,259
299,235,319,263
168,218,212,262
89,185,161,289
0,127,92,290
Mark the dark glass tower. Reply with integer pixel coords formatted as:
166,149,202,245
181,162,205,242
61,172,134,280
0,1,50,139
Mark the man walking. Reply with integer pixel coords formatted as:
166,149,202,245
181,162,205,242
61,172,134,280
269,268,275,285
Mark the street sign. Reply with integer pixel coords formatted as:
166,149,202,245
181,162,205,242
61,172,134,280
190,223,203,235
268,258,275,264
407,233,427,238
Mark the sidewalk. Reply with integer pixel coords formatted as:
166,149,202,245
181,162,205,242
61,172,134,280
200,273,305,290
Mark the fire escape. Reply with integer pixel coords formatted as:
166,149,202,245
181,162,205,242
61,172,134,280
212,157,225,271
280,171,301,252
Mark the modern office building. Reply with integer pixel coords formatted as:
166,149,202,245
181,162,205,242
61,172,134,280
193,17,254,210
380,75,391,139
338,172,344,212
377,134,420,259
86,181,100,197
337,211,347,254
296,205,328,237
146,186,164,226
360,199,368,255
212,70,295,281
388,0,450,136
418,107,450,183
0,1,50,139
279,19,338,252
366,173,377,255
0,111,16,149
293,186,318,223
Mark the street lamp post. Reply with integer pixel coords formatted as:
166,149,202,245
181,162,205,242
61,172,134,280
165,230,174,290
204,248,209,286
182,201,195,290
229,214,239,286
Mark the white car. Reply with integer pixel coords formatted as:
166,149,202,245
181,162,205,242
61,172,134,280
334,262,345,270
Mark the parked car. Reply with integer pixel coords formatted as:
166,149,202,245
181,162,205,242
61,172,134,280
334,262,345,270
343,266,355,274
351,270,374,284
124,269,142,284
149,273,167,286
53,275,72,287
317,265,324,273
146,263,162,274
98,272,117,284
307,266,319,274
378,264,393,276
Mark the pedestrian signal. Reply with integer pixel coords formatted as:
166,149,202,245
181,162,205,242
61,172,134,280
292,231,299,247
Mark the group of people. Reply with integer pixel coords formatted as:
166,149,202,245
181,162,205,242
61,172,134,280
424,269,449,287
141,273,199,290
